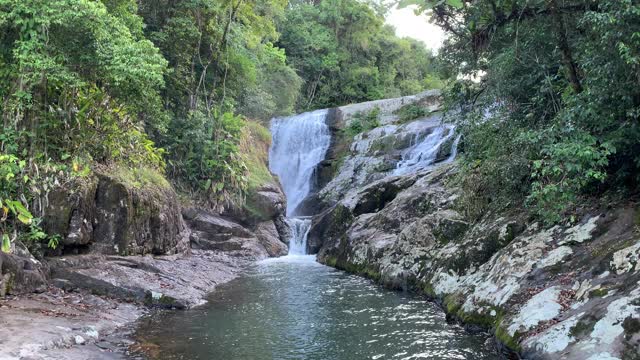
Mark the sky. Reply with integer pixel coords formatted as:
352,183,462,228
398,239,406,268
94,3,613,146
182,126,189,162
385,5,445,52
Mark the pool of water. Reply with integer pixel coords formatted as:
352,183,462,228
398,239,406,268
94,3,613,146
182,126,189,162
134,255,500,360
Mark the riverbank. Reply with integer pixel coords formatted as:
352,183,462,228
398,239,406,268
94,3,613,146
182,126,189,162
0,249,255,360
310,163,640,359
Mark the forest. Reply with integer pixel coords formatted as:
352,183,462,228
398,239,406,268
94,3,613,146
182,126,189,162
416,0,640,224
2,1,640,359
0,0,639,266
0,0,441,252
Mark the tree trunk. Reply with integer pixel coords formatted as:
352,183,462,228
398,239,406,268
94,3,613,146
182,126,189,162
548,0,582,93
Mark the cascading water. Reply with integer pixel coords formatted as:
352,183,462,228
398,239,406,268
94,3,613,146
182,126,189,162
286,217,312,255
269,109,331,255
393,124,458,176
269,109,332,216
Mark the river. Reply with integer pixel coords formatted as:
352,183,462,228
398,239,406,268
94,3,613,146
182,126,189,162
134,255,499,360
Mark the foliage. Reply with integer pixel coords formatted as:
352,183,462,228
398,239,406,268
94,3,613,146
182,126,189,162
165,110,248,211
345,107,382,137
0,0,446,248
278,0,442,110
0,154,34,252
420,0,640,223
394,103,428,123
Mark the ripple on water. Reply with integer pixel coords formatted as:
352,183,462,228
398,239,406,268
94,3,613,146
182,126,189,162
134,258,500,360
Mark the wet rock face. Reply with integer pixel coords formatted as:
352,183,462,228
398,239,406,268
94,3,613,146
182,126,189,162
43,173,188,256
318,115,451,209
311,163,640,359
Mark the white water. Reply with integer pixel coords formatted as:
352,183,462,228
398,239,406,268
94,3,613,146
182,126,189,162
285,217,312,255
393,125,457,175
445,134,462,163
269,109,331,216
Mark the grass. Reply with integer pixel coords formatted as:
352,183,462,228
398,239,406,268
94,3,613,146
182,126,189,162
240,121,274,191
239,121,278,219
393,103,427,123
109,165,170,191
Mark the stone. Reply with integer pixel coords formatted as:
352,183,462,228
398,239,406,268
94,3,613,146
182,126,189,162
43,170,188,256
183,208,254,239
246,183,286,220
255,221,288,257
74,335,86,345
0,250,49,296
43,178,97,248
51,278,76,292
273,215,292,245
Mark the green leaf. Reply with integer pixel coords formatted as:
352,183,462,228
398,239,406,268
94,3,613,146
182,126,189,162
17,214,32,224
1,234,10,253
446,0,463,9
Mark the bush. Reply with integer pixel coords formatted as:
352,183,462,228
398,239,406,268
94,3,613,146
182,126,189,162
394,103,428,123
344,107,381,137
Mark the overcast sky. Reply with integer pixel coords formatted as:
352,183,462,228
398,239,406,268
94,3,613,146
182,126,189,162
385,5,445,52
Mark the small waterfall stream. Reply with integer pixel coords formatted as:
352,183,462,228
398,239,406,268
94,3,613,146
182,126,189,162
393,124,458,175
269,109,331,254
285,217,312,255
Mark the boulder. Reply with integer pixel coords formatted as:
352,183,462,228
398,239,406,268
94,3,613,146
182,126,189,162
44,177,97,247
43,169,188,256
255,221,288,257
0,250,48,296
182,208,254,239
92,174,188,256
244,183,286,221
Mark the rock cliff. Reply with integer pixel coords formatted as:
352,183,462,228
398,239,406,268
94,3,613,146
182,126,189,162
308,136,640,359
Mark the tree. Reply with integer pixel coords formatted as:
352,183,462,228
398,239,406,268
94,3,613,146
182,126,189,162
408,0,640,222
278,0,441,110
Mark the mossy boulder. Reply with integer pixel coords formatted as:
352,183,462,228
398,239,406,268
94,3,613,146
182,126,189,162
43,166,188,256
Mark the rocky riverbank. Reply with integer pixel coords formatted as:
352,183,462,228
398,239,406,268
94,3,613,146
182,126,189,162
0,249,253,360
0,158,291,359
293,92,640,359
309,164,640,360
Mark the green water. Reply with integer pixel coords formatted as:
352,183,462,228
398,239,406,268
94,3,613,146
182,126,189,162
135,256,500,360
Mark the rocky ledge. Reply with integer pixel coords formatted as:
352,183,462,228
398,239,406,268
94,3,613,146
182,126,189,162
309,164,640,360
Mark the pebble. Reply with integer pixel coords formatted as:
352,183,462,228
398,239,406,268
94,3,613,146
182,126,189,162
74,335,86,345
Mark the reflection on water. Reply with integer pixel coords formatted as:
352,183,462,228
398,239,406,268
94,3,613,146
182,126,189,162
135,255,499,360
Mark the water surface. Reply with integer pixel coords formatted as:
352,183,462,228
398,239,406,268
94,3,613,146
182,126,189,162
135,256,499,360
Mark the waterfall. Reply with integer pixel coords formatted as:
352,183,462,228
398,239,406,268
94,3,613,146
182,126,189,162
269,109,331,216
286,217,311,255
269,109,331,255
393,125,457,176
445,134,462,163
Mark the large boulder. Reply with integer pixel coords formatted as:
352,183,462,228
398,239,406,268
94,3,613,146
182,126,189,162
43,168,188,256
183,208,283,259
44,177,97,247
255,221,288,257
244,183,286,221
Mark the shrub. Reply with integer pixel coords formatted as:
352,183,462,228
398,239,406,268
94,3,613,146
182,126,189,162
344,107,381,137
394,103,428,123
